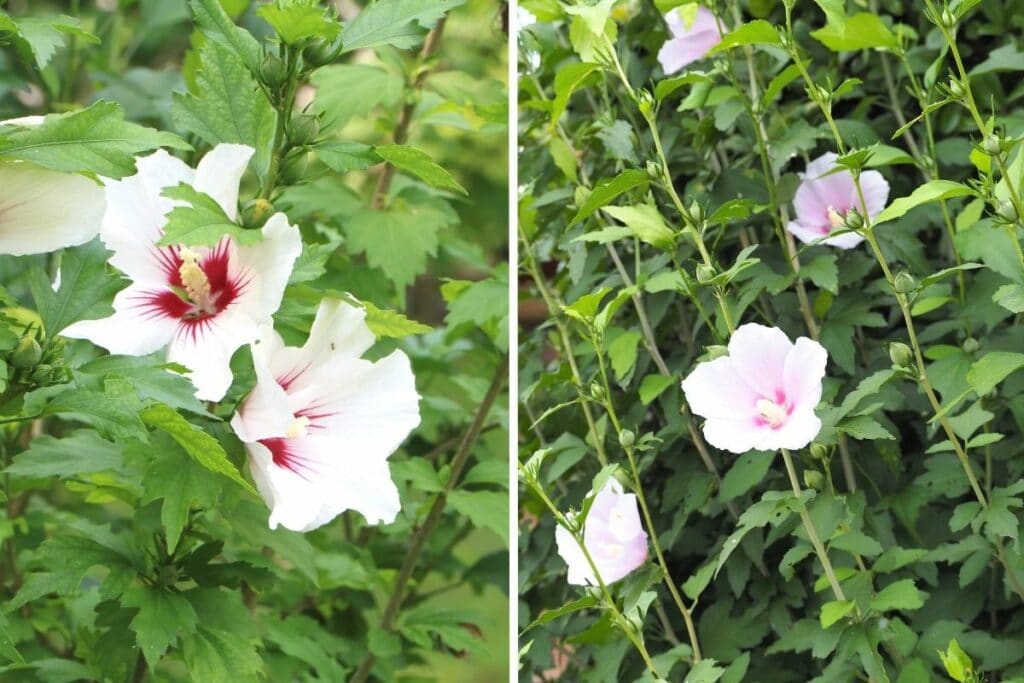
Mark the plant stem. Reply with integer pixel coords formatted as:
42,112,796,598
349,354,507,683
128,652,147,683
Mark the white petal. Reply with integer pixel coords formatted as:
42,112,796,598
166,308,260,401
727,323,793,399
1,115,46,127
228,213,301,321
193,144,254,221
701,416,763,454
62,283,178,354
682,355,755,420
787,219,829,247
230,330,294,444
0,162,105,256
858,170,891,220
555,523,594,586
772,409,822,450
784,337,828,410
821,231,866,250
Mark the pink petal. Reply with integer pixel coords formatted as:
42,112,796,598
820,230,865,249
786,219,830,246
783,337,828,410
658,7,721,74
857,169,890,220
555,523,594,586
701,416,765,454
682,356,755,420
726,323,793,400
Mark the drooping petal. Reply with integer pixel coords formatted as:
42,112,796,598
857,169,891,220
0,162,105,255
229,329,294,444
681,355,754,420
166,307,261,401
62,282,179,355
726,323,793,400
193,144,254,221
783,337,828,410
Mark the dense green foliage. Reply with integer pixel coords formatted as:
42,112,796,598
518,0,1024,681
0,1,509,681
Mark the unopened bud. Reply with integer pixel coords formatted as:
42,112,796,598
259,52,288,90
279,152,310,185
948,78,966,99
845,209,864,230
11,337,41,369
893,271,916,295
637,89,654,117
590,381,605,400
618,429,635,448
303,37,341,68
889,342,913,368
695,264,716,284
996,201,1018,223
809,443,829,461
289,114,321,147
706,345,728,360
241,199,274,228
804,470,825,491
962,337,979,354
29,364,52,384
982,134,1002,156
688,201,705,225
940,7,956,28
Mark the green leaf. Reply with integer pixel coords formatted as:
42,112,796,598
361,301,432,338
343,201,448,288
157,184,261,247
170,39,276,180
4,430,122,479
966,352,1024,395
375,144,467,194
869,578,926,612
873,180,974,226
551,62,602,125
43,381,149,442
720,452,773,501
801,253,839,293
820,600,855,628
78,355,209,416
602,204,675,251
121,584,199,666
810,13,898,51
339,0,463,53
7,14,99,69
523,595,598,631
685,658,726,683
811,0,847,27
710,20,781,54
569,169,650,226
140,404,256,495
310,65,403,130
31,238,122,337
314,141,381,173
0,101,189,178
446,489,508,544
993,283,1024,313
189,0,262,73
182,628,263,683
838,415,895,441
0,613,22,663
258,0,340,44
639,374,676,405
608,330,642,381
548,135,577,182
142,433,221,552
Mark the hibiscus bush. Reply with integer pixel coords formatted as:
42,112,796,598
0,1,508,681
518,0,1024,681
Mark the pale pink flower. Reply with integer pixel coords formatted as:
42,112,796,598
62,144,301,401
555,479,648,585
682,324,827,453
0,116,105,255
230,299,421,532
657,6,722,75
788,152,890,249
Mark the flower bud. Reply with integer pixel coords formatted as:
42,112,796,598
259,52,288,90
809,443,829,461
947,78,966,99
29,364,53,384
893,271,916,295
962,337,979,354
889,342,913,368
982,134,1002,156
289,114,321,147
279,151,310,185
11,336,41,369
688,201,705,225
637,89,654,118
996,201,1018,223
706,345,729,360
940,7,956,28
695,264,716,284
241,199,274,229
645,160,660,178
618,429,635,448
844,209,864,230
303,38,342,68
804,470,825,491
590,381,605,400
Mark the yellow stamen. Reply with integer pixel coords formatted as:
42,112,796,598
285,416,311,439
178,248,216,314
756,399,787,428
827,207,846,230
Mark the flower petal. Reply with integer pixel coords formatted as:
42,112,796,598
726,323,793,400
166,308,260,401
787,219,829,246
770,408,822,450
857,169,891,220
0,162,105,256
193,144,254,221
682,356,753,420
784,337,828,410
228,213,301,321
701,416,764,454
62,283,179,355
555,523,594,586
229,328,294,444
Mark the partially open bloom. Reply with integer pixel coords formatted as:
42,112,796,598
63,144,300,401
788,152,890,249
682,324,827,453
555,478,648,585
230,299,421,532
657,5,722,75
0,116,105,256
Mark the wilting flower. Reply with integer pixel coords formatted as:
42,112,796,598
555,478,648,585
682,323,827,453
0,116,105,256
230,299,421,532
63,144,300,401
788,152,890,249
657,5,722,75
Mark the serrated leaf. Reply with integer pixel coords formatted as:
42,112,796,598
122,585,198,666
361,301,431,338
340,0,463,53
375,144,467,194
966,352,1024,395
343,202,447,288
142,433,221,553
310,64,403,130
78,355,210,416
569,169,650,226
31,238,122,336
315,141,381,173
869,578,926,612
446,489,508,545
820,600,855,628
157,184,261,247
4,430,122,479
258,0,340,44
710,20,781,54
189,0,262,73
810,12,897,51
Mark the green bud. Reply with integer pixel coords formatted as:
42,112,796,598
706,345,729,360
695,264,716,284
618,429,636,448
809,443,829,461
940,6,956,28
289,114,321,147
644,160,661,178
259,52,288,90
889,342,913,368
996,201,1018,223
804,470,825,491
241,199,274,229
982,134,1002,156
844,209,864,230
29,364,52,384
279,152,310,186
688,201,705,225
637,89,654,117
962,337,980,354
814,84,831,104
893,271,916,295
590,381,605,400
302,37,342,68
947,77,966,99
11,336,41,369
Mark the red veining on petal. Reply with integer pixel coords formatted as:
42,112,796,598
259,437,316,479
276,363,311,391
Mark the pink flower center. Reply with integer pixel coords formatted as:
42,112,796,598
825,206,846,232
754,390,792,429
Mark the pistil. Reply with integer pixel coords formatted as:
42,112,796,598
178,248,217,315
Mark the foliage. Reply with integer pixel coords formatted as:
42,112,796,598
518,0,1024,681
0,1,508,682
